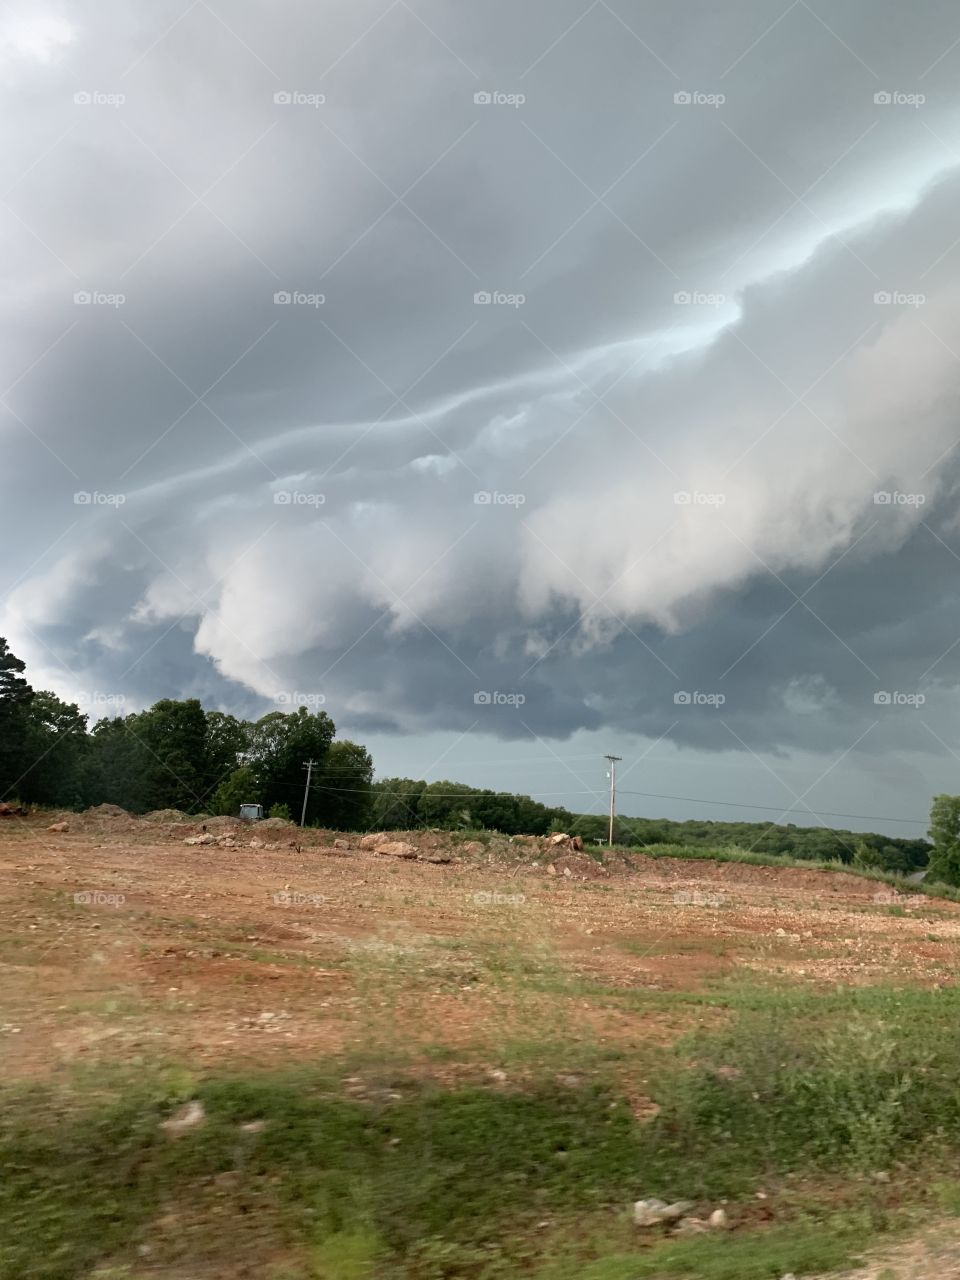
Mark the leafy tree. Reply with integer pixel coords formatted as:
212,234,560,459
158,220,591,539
371,778,426,830
212,766,260,817
246,707,335,823
928,794,960,885
133,699,209,812
204,711,250,800
18,692,89,809
85,716,154,812
0,637,33,800
268,802,292,820
315,740,373,830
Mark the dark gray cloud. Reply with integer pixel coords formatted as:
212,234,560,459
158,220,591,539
4,0,960,833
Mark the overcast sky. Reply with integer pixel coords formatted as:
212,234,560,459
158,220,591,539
3,0,960,837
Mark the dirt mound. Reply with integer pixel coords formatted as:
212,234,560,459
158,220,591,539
258,817,295,830
203,816,242,832
84,803,130,819
143,809,187,822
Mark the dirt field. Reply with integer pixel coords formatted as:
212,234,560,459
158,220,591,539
2,811,958,1089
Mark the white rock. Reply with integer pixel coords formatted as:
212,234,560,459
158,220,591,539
161,1100,206,1133
633,1198,692,1227
708,1208,728,1229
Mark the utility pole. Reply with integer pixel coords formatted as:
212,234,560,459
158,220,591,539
604,755,622,847
300,759,316,827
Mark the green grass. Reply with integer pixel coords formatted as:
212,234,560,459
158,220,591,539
9,979,960,1278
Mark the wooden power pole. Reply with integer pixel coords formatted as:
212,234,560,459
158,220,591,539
300,759,316,827
604,755,621,847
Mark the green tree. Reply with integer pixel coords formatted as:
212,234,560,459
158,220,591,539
212,765,260,817
18,692,89,809
246,707,336,823
0,637,33,800
315,740,374,830
203,711,250,800
928,794,960,886
133,699,209,812
371,778,426,829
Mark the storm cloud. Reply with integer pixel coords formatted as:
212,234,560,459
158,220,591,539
4,0,960,832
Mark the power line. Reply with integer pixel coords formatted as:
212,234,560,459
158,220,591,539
616,788,926,827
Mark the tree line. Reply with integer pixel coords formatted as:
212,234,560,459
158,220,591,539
0,637,373,825
0,636,949,872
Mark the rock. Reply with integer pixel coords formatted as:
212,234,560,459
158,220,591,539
675,1216,708,1236
248,839,263,849
547,863,557,876
358,833,385,850
569,835,584,851
548,832,569,846
184,833,216,846
161,1100,206,1133
420,850,452,864
374,841,418,859
708,1208,728,1229
47,821,69,832
241,1119,266,1133
633,1198,692,1228
563,867,572,878
333,838,351,850
461,841,485,855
